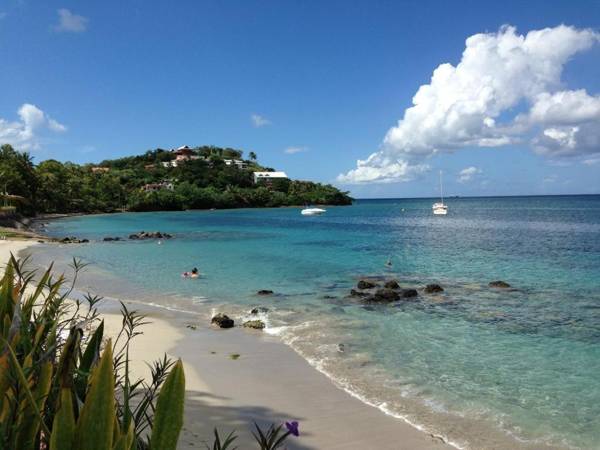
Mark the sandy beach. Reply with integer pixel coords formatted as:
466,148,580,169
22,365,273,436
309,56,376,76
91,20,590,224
2,238,453,449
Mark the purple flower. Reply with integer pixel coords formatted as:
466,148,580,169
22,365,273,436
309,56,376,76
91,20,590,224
285,421,299,437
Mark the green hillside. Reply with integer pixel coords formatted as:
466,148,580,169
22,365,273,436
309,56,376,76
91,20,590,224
0,144,352,215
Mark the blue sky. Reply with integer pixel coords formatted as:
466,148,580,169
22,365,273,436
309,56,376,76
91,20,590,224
1,0,599,198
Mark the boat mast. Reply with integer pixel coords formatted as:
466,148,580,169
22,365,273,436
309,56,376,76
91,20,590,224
439,170,444,204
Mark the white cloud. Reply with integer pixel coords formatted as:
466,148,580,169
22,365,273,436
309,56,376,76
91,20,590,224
54,9,88,33
338,25,600,184
336,153,430,184
251,113,271,127
284,146,308,154
0,104,67,150
526,90,600,125
457,166,482,183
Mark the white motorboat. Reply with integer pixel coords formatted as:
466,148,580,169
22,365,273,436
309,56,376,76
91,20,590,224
301,207,326,216
432,171,448,215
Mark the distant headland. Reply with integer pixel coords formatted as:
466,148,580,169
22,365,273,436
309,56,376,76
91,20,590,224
0,143,352,218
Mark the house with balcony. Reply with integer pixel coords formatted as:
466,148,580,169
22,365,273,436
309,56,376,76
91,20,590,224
224,159,248,170
253,171,288,184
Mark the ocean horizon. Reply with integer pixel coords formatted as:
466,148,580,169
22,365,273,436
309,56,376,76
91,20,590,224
31,194,600,449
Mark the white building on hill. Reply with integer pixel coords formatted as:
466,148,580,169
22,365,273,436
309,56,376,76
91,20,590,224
253,171,288,184
224,159,248,170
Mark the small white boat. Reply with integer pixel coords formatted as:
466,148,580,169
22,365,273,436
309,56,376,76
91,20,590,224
301,207,326,216
432,171,448,215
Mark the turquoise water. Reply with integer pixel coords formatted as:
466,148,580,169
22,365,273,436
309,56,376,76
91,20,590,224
35,196,600,449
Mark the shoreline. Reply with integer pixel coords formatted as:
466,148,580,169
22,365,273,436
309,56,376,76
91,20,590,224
5,238,455,449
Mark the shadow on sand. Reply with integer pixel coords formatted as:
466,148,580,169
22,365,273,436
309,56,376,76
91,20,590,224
180,390,316,449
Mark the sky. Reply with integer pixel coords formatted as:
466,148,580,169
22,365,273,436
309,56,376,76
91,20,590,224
1,0,599,198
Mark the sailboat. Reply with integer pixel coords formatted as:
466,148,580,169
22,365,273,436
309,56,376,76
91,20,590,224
432,170,448,215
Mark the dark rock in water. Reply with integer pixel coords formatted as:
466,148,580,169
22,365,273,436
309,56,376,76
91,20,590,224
357,279,377,289
243,320,265,330
337,343,346,353
424,284,444,293
61,236,87,244
322,295,337,299
401,289,419,299
129,231,173,240
384,279,400,289
489,280,511,288
103,236,122,242
350,289,370,298
372,288,400,302
250,307,269,315
257,289,274,296
211,313,234,328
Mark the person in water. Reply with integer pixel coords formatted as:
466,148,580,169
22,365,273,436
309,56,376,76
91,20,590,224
182,267,200,278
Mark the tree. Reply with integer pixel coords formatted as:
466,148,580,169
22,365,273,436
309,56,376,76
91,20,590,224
249,151,257,161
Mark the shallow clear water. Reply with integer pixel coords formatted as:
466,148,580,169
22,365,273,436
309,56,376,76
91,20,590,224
34,196,600,449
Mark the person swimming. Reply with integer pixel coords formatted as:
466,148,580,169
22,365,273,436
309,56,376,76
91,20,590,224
385,256,393,267
182,267,200,278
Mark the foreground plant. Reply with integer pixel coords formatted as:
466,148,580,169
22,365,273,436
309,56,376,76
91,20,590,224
208,421,299,450
0,255,185,450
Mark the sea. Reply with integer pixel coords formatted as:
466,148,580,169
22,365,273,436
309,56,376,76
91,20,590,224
29,195,600,449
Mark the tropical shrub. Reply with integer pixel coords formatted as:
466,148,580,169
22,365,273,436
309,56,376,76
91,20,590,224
0,255,184,450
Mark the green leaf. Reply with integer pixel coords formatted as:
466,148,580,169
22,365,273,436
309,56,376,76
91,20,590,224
15,360,53,450
50,388,76,450
149,359,185,450
76,320,104,398
74,339,115,450
0,337,51,438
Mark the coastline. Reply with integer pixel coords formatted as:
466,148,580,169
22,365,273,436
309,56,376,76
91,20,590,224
4,237,454,449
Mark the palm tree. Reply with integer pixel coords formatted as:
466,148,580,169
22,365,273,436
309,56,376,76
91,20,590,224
249,151,257,161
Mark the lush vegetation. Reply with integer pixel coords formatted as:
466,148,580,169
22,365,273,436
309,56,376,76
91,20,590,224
0,256,185,450
0,144,351,215
0,256,299,449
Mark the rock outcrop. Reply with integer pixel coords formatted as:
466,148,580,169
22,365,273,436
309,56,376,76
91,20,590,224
350,289,370,298
372,288,401,302
424,284,444,293
129,231,173,240
384,279,400,289
243,320,265,330
357,279,377,290
489,280,511,288
401,288,419,299
60,236,89,244
211,313,234,328
257,290,274,296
